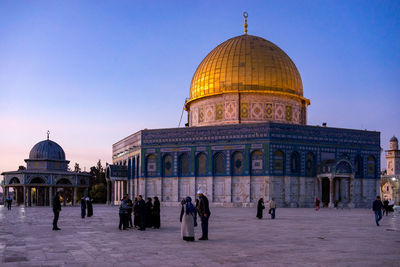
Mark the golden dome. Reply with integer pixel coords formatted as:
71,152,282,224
187,34,310,105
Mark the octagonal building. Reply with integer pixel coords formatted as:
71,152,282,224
106,16,380,208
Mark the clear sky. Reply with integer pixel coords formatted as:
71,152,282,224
0,0,399,178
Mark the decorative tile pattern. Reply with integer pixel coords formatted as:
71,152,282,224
251,102,263,119
198,108,204,123
285,105,292,122
216,103,223,120
265,103,273,119
240,102,249,119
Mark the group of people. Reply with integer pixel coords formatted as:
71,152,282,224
256,197,276,220
118,194,161,231
372,196,396,226
80,196,93,218
180,189,211,241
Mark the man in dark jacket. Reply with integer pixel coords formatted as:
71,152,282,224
197,189,211,240
372,196,384,226
135,195,146,231
53,191,62,230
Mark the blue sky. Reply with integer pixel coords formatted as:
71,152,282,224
0,0,399,173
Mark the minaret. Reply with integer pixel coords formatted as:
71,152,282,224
386,136,400,175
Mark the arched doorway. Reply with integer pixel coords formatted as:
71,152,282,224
321,178,330,207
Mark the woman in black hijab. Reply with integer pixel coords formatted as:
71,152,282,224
153,196,161,229
256,198,265,219
145,197,153,228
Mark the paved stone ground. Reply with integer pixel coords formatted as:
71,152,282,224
0,205,399,267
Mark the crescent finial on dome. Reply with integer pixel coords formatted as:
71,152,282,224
243,12,248,34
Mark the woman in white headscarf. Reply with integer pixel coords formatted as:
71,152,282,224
180,196,195,241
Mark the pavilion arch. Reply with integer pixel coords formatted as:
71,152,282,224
56,178,72,185
9,177,21,184
335,159,353,175
29,177,46,184
196,152,207,176
250,150,263,175
231,151,244,176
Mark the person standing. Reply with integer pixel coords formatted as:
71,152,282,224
6,196,12,210
133,197,138,228
315,197,320,211
118,194,129,230
126,197,133,228
269,198,277,219
197,189,211,240
180,196,195,241
145,197,153,228
372,196,384,226
135,195,146,231
52,191,62,230
80,197,86,219
153,196,161,229
86,197,93,217
383,199,389,216
256,198,265,219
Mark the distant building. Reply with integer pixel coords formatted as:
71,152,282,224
381,136,400,204
106,15,381,208
1,135,91,206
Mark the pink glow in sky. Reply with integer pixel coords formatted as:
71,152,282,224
1,1,399,181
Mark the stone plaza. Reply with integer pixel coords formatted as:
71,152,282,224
0,205,399,266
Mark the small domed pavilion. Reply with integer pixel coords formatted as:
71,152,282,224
1,133,91,206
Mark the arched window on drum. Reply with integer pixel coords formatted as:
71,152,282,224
367,155,376,177
146,154,157,177
232,151,244,176
251,150,264,175
162,154,173,177
178,153,190,177
273,150,285,175
213,152,225,176
196,153,207,176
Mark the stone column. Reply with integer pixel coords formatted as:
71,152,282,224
111,181,115,205
28,188,32,207
299,177,305,207
49,187,53,207
335,178,340,202
106,181,111,205
23,186,26,207
2,186,5,205
328,176,334,208
348,175,355,208
73,187,77,206
44,188,47,206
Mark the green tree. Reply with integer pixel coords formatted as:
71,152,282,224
88,160,107,203
74,163,81,172
89,183,107,203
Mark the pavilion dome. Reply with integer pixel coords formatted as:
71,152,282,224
390,136,398,142
29,139,66,161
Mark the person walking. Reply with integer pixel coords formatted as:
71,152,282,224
6,196,12,210
256,198,265,219
372,196,384,226
86,197,93,217
269,198,277,219
153,196,161,229
197,189,211,240
80,197,86,219
315,197,320,211
52,191,62,230
180,196,195,242
135,195,146,231
118,194,129,230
